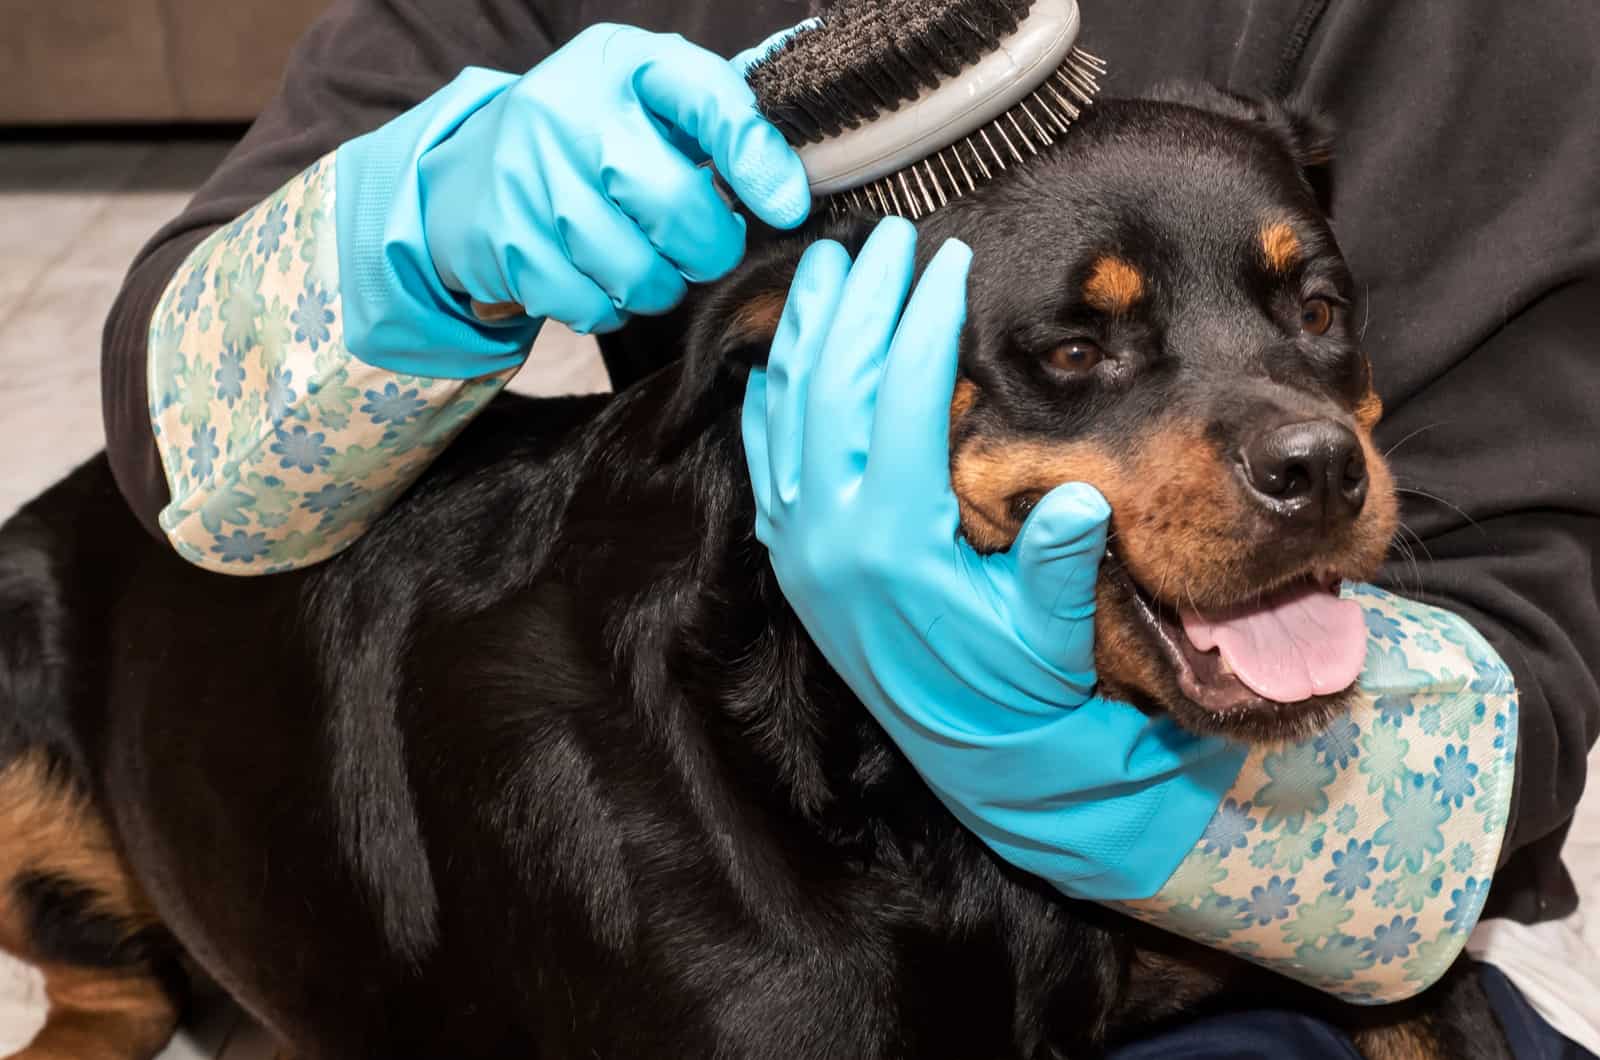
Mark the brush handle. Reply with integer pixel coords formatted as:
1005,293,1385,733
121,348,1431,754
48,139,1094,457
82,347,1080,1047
796,0,1082,194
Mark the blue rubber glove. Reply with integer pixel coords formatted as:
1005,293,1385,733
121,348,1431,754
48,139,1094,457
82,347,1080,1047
741,218,1248,900
335,24,811,378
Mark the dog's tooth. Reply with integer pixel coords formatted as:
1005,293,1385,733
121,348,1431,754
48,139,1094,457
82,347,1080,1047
1217,657,1235,678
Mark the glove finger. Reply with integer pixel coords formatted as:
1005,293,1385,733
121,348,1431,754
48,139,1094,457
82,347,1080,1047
602,123,748,283
729,18,819,74
762,239,853,511
547,184,689,320
863,238,972,507
799,217,917,500
741,368,776,542
1003,481,1112,669
500,235,624,336
632,33,810,230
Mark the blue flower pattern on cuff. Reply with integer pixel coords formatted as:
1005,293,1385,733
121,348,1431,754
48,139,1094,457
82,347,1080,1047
147,154,517,574
1112,585,1517,1005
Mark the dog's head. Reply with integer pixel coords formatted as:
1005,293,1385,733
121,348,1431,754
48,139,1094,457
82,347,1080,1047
689,84,1396,743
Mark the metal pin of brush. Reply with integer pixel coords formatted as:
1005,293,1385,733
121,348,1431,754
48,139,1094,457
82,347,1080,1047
472,0,1103,323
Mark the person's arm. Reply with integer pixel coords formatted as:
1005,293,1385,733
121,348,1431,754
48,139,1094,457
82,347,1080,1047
1292,3,1600,919
142,153,520,570
103,0,563,539
108,0,810,572
1370,276,1600,921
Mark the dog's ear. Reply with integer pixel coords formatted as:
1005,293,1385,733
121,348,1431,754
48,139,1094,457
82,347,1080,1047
1146,82,1335,214
685,215,880,372
684,252,797,372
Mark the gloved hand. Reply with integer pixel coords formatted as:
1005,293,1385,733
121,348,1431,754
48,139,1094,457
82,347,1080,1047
741,218,1247,900
336,24,811,378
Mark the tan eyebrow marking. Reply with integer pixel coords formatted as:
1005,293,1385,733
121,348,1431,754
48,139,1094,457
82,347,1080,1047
1260,222,1302,272
1083,257,1145,315
1355,355,1383,430
950,379,979,425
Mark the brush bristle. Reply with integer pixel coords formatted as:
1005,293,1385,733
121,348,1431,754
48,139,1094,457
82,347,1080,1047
832,47,1106,219
746,0,1036,144
744,0,1106,219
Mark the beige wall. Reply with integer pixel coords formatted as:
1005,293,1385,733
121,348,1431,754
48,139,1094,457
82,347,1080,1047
2,0,330,124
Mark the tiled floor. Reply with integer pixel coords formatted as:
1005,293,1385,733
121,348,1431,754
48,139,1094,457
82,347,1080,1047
0,141,215,522
0,137,605,1060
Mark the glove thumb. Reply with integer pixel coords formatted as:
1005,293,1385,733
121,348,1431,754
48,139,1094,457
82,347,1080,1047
1005,481,1111,670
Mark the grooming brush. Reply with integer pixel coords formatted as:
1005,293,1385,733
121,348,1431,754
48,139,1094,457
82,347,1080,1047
744,0,1105,219
469,0,1100,321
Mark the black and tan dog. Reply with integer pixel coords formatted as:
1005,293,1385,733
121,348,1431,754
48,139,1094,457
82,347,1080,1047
0,86,1507,1058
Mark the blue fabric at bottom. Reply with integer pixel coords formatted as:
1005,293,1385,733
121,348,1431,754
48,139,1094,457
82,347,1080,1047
1479,962,1599,1060
1107,1009,1363,1060
1105,962,1597,1060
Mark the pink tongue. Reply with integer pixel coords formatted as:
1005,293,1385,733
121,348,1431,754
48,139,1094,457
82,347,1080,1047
1179,585,1366,703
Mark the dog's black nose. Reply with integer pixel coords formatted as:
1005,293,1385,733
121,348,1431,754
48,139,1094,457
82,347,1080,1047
1239,420,1367,528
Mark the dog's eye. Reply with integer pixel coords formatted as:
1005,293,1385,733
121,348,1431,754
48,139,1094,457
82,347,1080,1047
1300,297,1335,336
1048,340,1105,374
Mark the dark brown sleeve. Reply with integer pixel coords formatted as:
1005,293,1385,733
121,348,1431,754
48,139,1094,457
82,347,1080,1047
1368,277,1600,923
99,0,570,537
103,231,210,538
98,0,806,537
1297,4,1600,922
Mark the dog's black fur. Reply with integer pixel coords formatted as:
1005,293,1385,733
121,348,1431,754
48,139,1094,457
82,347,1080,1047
0,88,1509,1058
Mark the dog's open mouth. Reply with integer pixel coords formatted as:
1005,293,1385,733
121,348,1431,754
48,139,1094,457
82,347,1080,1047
1116,569,1367,713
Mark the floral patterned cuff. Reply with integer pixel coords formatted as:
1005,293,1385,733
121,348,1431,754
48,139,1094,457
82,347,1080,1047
147,153,515,574
1111,584,1518,1004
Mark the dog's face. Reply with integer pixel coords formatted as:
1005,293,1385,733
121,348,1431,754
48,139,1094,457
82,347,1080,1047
698,86,1397,743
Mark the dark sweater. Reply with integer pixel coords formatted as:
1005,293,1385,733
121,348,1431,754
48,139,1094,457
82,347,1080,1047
100,0,1599,923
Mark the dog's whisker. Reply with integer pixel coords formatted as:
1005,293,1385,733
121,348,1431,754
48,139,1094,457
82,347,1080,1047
1182,580,1204,622
1382,421,1450,458
1388,525,1426,595
1393,485,1485,535
1152,562,1176,611
1393,520,1437,583
1396,521,1437,565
